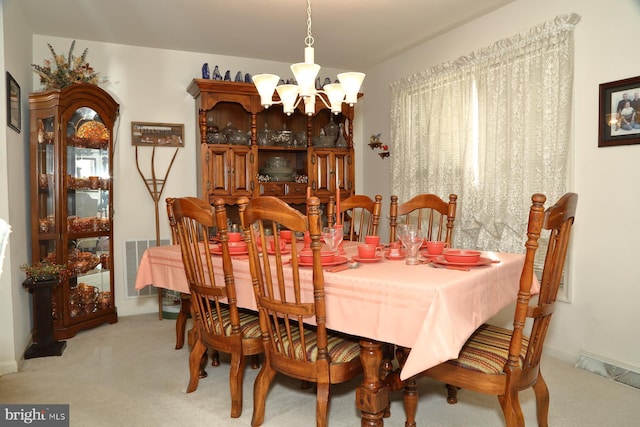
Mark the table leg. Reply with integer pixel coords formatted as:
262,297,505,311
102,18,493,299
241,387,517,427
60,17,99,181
356,339,388,426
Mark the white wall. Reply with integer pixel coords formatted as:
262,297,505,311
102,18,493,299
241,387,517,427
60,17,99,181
362,0,640,371
0,1,34,375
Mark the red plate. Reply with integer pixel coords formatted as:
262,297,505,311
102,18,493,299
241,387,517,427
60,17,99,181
420,251,445,258
431,256,493,267
210,245,248,256
296,256,349,267
352,256,383,263
265,248,291,255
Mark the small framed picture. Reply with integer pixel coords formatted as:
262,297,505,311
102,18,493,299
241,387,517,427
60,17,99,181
6,72,20,133
599,76,640,147
131,122,184,147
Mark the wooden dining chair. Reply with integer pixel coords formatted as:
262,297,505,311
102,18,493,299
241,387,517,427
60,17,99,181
168,197,263,418
327,194,383,241
389,193,457,245
166,196,211,351
399,192,578,427
238,195,363,427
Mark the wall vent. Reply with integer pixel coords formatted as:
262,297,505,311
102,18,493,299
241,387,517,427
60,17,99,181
576,353,640,390
124,239,170,299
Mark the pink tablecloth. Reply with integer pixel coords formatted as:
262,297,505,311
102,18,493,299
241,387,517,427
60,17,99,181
135,243,532,380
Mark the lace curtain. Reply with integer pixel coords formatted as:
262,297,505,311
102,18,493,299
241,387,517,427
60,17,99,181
390,13,580,253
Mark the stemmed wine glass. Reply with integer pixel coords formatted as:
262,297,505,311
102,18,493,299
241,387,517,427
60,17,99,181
322,225,344,254
398,224,423,265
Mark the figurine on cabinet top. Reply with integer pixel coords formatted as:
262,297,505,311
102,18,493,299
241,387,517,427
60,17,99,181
212,66,223,80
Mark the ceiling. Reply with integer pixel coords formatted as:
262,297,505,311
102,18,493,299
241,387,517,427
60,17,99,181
17,0,514,70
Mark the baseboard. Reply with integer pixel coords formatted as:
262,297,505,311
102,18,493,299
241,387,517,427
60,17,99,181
0,359,19,376
543,345,577,364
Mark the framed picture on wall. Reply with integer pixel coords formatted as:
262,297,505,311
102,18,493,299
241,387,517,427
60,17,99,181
6,72,20,133
131,122,184,147
599,75,640,147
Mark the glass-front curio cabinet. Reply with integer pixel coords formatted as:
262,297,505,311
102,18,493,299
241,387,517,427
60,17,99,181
29,84,119,339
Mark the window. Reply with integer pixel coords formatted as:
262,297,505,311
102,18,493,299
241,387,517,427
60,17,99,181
390,14,580,300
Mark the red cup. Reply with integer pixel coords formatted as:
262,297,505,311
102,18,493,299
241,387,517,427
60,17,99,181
364,235,380,247
357,243,378,259
425,241,449,255
279,230,292,242
269,238,286,251
227,232,242,242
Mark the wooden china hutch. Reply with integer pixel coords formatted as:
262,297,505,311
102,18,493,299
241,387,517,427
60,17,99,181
187,79,358,221
29,84,119,339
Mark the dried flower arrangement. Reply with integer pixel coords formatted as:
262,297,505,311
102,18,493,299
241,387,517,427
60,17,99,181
21,261,69,281
31,40,106,90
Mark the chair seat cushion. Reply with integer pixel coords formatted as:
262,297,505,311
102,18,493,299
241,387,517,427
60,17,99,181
206,306,262,339
279,328,360,364
449,324,529,374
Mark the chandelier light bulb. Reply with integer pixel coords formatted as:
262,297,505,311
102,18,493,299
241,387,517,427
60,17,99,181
338,72,366,105
253,74,280,108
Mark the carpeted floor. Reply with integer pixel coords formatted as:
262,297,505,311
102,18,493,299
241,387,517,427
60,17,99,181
1,313,638,426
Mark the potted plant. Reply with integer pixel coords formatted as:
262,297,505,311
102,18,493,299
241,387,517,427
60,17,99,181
20,261,68,282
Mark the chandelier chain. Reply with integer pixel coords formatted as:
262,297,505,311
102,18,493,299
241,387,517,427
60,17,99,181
305,0,314,48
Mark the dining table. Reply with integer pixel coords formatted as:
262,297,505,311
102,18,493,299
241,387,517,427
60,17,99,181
135,241,534,426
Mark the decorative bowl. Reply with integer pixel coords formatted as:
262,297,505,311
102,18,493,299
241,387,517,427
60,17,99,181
299,249,335,264
443,249,481,264
228,243,248,253
266,156,289,169
228,131,249,145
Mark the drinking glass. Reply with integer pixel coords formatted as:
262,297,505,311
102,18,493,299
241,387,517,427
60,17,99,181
398,224,423,265
332,224,344,254
322,225,344,254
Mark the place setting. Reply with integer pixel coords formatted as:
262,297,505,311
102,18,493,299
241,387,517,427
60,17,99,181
210,231,248,255
260,234,292,255
383,241,406,260
296,249,349,267
352,242,383,263
293,225,348,267
427,248,500,272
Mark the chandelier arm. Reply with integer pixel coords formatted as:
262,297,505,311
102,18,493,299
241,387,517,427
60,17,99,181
314,91,332,109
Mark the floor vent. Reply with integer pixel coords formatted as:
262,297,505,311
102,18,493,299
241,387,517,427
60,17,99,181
576,353,640,389
124,239,169,299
